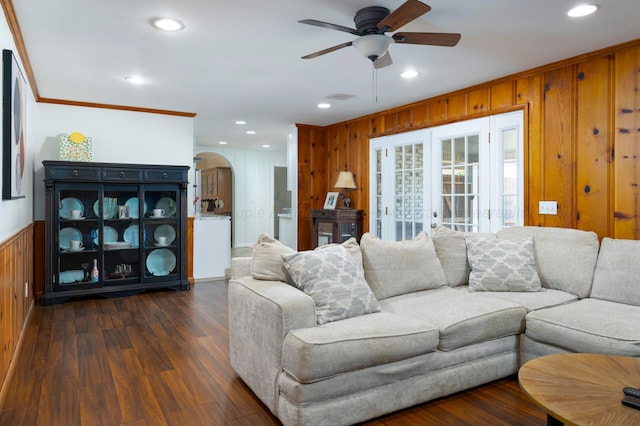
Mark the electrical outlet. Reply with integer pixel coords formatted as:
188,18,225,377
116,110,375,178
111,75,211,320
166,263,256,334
539,201,558,215
24,281,28,298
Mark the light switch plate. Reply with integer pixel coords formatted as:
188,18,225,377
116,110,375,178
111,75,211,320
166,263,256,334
539,201,558,215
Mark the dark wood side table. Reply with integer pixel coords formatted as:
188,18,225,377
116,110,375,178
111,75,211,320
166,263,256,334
311,209,363,248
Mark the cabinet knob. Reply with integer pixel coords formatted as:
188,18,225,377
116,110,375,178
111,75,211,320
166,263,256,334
72,170,78,176
162,172,168,179
120,171,125,178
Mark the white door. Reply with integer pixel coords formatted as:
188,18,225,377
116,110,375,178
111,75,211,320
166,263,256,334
370,129,430,240
431,117,490,232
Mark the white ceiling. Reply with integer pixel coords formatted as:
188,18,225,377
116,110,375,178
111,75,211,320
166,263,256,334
12,0,640,151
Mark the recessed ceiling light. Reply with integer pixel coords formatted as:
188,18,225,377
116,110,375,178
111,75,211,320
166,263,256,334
262,144,271,148
567,4,599,17
219,141,228,145
401,70,420,79
246,130,256,135
235,120,246,125
124,75,146,85
317,103,331,109
151,17,185,32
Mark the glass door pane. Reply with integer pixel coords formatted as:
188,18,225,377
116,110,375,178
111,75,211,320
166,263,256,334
438,135,480,232
432,117,490,233
393,143,424,241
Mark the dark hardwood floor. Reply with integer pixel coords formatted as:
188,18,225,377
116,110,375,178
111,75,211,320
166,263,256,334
0,281,547,425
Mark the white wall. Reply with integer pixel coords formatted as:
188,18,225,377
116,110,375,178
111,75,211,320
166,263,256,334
0,20,36,242
196,145,287,247
31,103,195,220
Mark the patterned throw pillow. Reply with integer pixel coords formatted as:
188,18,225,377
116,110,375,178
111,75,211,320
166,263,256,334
282,245,381,325
465,236,543,292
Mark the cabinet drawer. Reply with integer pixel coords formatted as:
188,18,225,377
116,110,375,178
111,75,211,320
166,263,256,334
102,168,142,181
48,166,99,180
313,209,337,219
144,169,187,182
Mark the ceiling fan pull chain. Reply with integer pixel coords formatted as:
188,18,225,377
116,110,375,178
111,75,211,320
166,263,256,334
371,64,376,113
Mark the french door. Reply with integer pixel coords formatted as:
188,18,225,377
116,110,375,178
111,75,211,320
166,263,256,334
370,130,430,241
370,110,523,239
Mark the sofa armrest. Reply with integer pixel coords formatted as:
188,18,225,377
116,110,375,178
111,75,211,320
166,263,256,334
230,256,252,279
228,276,315,414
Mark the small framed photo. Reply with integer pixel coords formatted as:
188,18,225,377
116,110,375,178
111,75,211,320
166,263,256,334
323,192,339,210
118,205,130,219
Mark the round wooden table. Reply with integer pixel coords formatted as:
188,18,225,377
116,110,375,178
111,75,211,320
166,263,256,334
519,353,640,425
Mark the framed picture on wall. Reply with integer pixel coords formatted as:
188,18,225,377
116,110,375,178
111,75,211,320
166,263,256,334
2,49,27,200
323,192,339,210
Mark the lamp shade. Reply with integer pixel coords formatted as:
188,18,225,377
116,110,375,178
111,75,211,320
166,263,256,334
334,171,357,189
352,34,393,61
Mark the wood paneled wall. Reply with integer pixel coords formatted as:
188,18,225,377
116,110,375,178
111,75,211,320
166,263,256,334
297,39,640,249
0,224,34,395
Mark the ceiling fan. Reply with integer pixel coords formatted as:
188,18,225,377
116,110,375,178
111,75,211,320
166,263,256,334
299,0,461,69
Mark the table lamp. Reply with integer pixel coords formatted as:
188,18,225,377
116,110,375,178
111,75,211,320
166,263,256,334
334,171,357,208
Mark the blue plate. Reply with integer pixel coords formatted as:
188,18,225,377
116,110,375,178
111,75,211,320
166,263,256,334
94,226,118,245
125,197,147,219
59,227,82,249
60,197,84,219
146,249,176,276
123,224,139,247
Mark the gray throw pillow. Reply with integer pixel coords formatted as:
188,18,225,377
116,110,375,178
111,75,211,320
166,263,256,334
360,232,447,300
432,225,497,286
466,236,543,292
282,245,381,325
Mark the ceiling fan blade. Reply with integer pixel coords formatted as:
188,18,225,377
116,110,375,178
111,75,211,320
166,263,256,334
377,0,431,32
301,42,353,59
373,51,393,69
393,32,461,47
298,19,360,35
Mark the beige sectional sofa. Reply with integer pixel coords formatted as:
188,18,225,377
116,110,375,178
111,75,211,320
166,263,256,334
228,226,640,426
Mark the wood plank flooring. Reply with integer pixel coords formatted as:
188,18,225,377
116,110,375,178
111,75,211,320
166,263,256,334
0,281,547,425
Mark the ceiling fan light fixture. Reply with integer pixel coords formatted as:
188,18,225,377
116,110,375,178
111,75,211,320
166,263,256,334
353,34,393,61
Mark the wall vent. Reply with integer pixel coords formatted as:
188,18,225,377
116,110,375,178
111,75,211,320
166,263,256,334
325,93,355,101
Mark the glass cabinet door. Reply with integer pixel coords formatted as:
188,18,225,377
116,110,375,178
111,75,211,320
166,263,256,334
317,222,333,246
56,186,100,291
101,185,142,285
143,188,180,280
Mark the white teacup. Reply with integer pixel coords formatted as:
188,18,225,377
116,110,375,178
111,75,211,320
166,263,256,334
153,208,165,217
157,236,168,245
69,239,83,250
70,209,83,219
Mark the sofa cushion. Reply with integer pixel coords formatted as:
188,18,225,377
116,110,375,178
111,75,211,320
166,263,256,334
525,298,640,356
432,225,497,287
282,312,439,383
251,233,295,284
455,286,577,312
360,232,447,300
497,226,599,298
282,245,381,325
590,237,640,306
466,236,542,292
380,287,526,351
